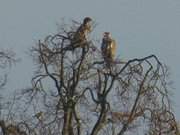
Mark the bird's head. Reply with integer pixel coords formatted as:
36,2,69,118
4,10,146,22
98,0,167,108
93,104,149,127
103,32,111,39
83,17,92,25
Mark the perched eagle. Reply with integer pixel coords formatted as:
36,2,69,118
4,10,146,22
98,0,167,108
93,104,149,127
72,17,92,48
101,32,116,65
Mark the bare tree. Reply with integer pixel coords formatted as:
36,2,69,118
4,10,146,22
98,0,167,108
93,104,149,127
11,18,179,135
0,49,16,89
0,49,25,135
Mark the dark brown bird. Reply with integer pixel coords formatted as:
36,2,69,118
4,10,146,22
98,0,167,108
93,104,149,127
72,17,92,48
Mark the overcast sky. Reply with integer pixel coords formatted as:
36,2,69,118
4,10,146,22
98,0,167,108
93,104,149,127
0,0,180,119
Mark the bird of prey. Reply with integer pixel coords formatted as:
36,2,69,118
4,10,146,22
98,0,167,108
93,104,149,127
101,32,116,66
72,17,92,48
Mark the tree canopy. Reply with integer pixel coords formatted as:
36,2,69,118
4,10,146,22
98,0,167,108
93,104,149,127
0,18,179,135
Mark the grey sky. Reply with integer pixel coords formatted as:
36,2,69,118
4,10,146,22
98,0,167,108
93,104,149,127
0,0,180,119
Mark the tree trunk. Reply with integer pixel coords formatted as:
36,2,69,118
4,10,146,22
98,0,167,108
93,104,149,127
91,104,107,135
91,112,106,135
62,108,74,135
